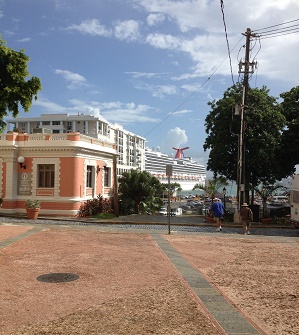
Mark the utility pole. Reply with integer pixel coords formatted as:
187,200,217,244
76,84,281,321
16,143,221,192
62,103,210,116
166,164,172,234
237,28,257,211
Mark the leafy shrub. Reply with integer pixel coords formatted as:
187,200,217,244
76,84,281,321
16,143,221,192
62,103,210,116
271,216,291,225
78,195,114,217
26,198,41,208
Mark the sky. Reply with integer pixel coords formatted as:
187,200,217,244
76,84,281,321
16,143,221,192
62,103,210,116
0,0,299,176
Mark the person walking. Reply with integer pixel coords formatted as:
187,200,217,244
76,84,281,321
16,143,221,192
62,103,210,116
211,198,224,232
240,203,253,235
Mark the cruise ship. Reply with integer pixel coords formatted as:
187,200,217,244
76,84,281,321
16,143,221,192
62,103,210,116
145,147,206,191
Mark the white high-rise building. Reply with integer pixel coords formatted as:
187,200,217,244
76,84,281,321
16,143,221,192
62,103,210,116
6,113,145,176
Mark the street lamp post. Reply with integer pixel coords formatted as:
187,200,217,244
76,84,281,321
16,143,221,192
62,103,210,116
223,187,227,210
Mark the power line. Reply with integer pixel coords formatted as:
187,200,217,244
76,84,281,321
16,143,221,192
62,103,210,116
259,29,299,40
143,36,244,138
253,18,299,33
220,0,235,85
256,23,299,35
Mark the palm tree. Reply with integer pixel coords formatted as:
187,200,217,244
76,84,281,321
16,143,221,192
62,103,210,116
118,169,164,214
193,177,228,202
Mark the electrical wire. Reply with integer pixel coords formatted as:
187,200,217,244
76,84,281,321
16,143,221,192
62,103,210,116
251,37,261,65
252,18,299,39
144,2,252,138
259,29,299,40
253,18,299,33
143,36,244,137
255,23,299,35
220,0,235,85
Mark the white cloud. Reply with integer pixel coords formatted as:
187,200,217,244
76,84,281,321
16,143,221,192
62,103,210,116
252,34,299,84
16,37,31,42
146,33,181,49
135,0,221,33
33,97,159,125
54,69,88,89
113,20,141,41
154,85,177,98
33,97,70,113
135,82,177,99
125,71,166,79
160,127,188,153
181,84,202,92
147,13,165,26
172,109,193,116
101,102,159,124
66,19,112,37
137,0,299,83
136,0,299,33
68,99,159,124
67,19,142,42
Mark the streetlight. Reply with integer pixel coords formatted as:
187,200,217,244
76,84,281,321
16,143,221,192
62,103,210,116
223,187,227,209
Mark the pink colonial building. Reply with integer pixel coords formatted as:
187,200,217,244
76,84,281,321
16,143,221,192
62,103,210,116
0,131,118,217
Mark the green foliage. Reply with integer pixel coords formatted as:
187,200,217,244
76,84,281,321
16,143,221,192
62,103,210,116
272,216,291,225
78,195,114,217
193,177,228,199
161,182,182,197
278,86,299,174
25,198,41,208
92,213,116,220
118,169,164,214
0,36,42,131
254,184,287,218
204,85,291,187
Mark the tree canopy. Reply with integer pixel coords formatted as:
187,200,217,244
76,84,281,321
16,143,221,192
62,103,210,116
278,86,299,174
203,84,296,188
0,36,42,131
118,169,164,214
193,177,228,199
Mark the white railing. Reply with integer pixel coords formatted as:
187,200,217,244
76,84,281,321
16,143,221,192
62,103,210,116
0,132,115,149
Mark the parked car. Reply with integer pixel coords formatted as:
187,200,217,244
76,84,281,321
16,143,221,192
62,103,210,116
178,204,191,213
170,207,183,216
159,208,168,215
179,204,191,210
159,207,178,216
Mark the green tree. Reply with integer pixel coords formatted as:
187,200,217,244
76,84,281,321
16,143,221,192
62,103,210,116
254,184,287,218
163,182,182,197
193,177,228,200
0,36,42,131
203,85,288,189
118,169,164,214
278,86,299,175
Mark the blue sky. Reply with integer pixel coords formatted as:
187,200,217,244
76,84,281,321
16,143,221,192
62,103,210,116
1,0,299,175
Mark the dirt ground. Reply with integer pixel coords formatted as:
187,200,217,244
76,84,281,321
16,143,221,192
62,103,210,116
0,224,298,335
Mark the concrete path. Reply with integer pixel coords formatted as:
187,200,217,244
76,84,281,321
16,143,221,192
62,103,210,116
152,234,264,335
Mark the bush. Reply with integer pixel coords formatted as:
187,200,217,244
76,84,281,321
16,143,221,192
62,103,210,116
26,198,41,208
78,195,114,217
271,216,291,225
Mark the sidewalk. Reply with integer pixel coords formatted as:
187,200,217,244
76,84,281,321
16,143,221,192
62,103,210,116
35,213,295,230
1,220,289,334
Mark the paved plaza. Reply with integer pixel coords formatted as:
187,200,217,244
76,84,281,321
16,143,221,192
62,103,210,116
0,216,298,334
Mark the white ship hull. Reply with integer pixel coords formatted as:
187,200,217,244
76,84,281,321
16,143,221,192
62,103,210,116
145,147,206,190
155,177,203,191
